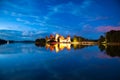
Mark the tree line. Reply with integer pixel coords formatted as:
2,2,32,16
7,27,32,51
99,30,120,43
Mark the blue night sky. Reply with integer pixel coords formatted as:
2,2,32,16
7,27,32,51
0,0,120,40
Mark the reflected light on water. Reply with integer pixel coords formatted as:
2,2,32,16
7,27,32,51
0,43,120,80
35,42,120,57
46,43,71,53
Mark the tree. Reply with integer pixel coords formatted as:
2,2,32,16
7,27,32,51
105,30,120,42
98,35,105,43
35,38,46,47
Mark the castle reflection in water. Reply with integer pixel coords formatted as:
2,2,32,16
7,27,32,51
36,43,90,53
35,43,120,57
46,43,71,52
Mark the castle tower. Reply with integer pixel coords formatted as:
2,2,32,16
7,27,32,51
55,34,59,42
66,35,71,42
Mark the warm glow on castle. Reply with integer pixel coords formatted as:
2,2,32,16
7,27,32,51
46,34,71,43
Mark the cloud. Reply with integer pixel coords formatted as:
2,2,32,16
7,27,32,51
86,16,109,21
0,29,47,40
83,24,93,31
118,22,120,25
16,16,72,35
1,0,110,36
16,17,44,26
22,30,46,36
16,18,31,25
2,9,45,23
4,0,34,13
2,10,44,25
10,11,40,19
44,0,93,21
2,9,70,34
81,0,92,8
45,0,108,23
34,0,94,33
82,25,120,33
96,26,120,32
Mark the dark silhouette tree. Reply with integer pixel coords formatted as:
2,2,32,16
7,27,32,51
105,30,120,42
98,35,105,43
35,38,46,47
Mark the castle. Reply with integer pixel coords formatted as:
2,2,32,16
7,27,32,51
46,34,71,43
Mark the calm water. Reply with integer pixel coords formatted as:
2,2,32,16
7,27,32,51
0,43,120,80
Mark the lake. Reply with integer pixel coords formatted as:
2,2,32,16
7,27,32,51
0,43,120,80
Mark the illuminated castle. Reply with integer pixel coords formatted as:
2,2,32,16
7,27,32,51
46,34,71,43
55,34,71,43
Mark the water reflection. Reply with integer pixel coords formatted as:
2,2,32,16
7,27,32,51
0,43,41,54
0,42,120,57
0,43,120,80
35,42,120,57
99,45,120,57
35,43,89,53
